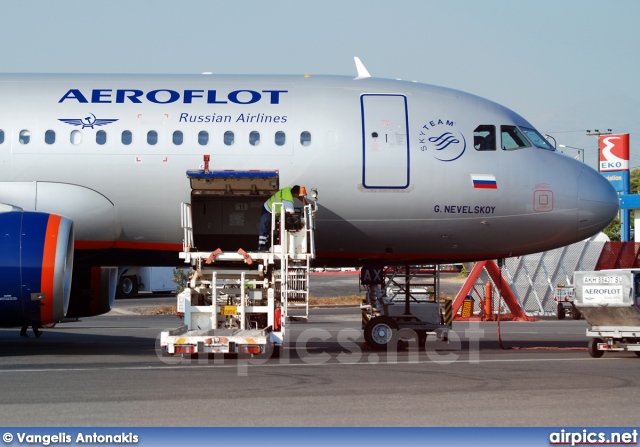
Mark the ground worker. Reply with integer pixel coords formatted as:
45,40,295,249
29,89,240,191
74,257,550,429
258,185,307,251
20,324,42,338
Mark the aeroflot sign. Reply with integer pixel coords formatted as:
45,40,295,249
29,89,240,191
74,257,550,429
58,89,288,105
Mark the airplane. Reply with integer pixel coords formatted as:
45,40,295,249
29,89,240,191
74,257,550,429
0,58,619,330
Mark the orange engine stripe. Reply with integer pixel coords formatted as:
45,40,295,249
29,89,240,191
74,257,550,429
40,214,62,325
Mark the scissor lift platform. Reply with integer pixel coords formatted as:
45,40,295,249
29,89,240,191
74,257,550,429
160,165,316,356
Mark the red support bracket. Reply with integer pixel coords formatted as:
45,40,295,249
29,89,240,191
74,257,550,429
453,261,535,321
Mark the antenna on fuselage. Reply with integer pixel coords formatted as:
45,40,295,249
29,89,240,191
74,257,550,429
353,57,371,80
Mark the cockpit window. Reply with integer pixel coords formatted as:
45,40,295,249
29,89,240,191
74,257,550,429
520,127,555,150
474,125,496,151
501,125,531,150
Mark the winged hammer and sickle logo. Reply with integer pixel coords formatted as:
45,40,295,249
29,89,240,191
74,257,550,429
58,113,118,129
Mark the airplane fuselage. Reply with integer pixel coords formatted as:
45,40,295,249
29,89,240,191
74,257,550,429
0,73,618,266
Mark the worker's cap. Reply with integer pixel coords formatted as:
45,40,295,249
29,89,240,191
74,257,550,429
299,186,307,196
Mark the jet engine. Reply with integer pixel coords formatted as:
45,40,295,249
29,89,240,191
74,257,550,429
0,208,74,327
65,265,117,319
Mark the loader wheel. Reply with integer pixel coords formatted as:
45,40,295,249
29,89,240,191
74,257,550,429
571,304,582,320
588,338,604,358
557,302,565,320
364,316,397,350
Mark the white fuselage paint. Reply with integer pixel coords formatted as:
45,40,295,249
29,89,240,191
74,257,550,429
0,73,618,265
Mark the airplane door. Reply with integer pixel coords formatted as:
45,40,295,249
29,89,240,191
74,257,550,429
361,94,410,189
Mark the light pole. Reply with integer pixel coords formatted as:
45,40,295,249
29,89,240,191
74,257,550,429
586,129,612,137
558,144,585,163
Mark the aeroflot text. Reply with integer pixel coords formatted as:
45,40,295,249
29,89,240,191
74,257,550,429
584,288,621,294
58,89,288,105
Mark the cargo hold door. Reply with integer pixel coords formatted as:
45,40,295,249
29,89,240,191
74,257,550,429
361,94,410,189
187,170,279,251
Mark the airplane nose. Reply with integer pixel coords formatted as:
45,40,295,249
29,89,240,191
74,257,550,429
577,167,619,239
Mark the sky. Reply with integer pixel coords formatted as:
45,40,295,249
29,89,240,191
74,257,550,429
1,0,638,169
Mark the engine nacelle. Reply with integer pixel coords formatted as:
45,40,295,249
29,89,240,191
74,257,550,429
66,265,117,319
0,209,74,327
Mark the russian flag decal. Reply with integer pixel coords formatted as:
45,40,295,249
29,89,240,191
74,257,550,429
471,174,497,189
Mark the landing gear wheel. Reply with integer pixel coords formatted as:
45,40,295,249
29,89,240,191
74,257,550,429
417,331,427,347
557,302,565,320
117,275,138,298
571,304,582,320
588,338,604,358
634,351,640,358
364,316,397,350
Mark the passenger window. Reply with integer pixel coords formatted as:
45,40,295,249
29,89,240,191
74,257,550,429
173,131,183,145
501,125,531,150
0,129,4,144
473,125,495,151
224,131,234,146
19,130,31,145
45,130,56,145
198,131,209,146
96,130,107,145
122,130,132,145
250,131,260,146
147,130,158,145
70,130,82,145
300,131,311,146
275,131,286,146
